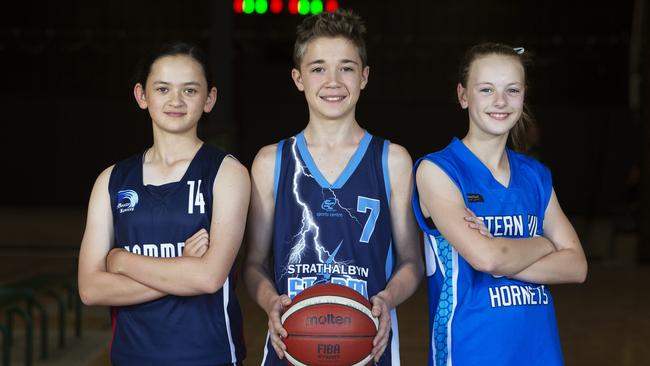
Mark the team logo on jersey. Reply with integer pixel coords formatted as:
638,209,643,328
117,190,138,213
466,193,484,202
317,197,343,218
321,198,337,212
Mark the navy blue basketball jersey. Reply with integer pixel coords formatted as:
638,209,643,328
412,138,563,366
108,144,245,365
262,131,400,365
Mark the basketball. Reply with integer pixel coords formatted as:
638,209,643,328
281,283,378,366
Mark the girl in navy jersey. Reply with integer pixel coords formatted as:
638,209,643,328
78,42,249,365
412,43,587,366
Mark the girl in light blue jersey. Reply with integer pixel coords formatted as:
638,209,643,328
412,43,587,366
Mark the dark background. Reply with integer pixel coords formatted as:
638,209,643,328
1,0,644,220
1,2,649,364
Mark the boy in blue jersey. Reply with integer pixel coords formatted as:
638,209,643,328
78,42,249,365
244,9,423,366
412,43,587,365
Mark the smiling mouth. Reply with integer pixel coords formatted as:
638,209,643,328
487,112,510,120
320,96,346,102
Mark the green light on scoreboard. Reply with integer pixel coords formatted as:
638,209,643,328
255,0,269,14
298,0,310,15
233,0,338,15
242,0,255,14
310,0,323,14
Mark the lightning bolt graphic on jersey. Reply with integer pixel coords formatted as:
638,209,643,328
313,241,343,285
286,137,362,266
287,136,323,264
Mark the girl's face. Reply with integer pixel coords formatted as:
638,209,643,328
134,55,216,135
457,54,525,139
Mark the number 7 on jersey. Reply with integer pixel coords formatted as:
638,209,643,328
357,196,380,243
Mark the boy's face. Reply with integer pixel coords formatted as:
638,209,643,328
291,36,369,122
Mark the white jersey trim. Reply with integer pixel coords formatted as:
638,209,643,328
447,250,459,366
424,234,438,277
429,234,445,278
261,332,270,365
222,277,237,363
390,308,401,365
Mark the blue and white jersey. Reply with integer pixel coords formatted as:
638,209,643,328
412,137,563,366
108,144,245,366
262,131,400,365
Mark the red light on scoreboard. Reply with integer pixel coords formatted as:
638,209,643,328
233,0,243,13
288,0,299,14
325,0,339,12
270,0,283,13
235,0,339,15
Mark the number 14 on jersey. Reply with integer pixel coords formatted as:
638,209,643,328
187,180,205,214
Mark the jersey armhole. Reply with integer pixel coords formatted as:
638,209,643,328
540,164,554,228
412,157,435,235
224,153,238,162
412,156,462,236
210,153,236,196
273,140,285,204
107,164,119,220
382,139,391,205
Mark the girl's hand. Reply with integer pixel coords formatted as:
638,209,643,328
106,248,127,274
464,208,493,238
183,228,210,258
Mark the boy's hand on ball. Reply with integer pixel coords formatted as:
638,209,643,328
370,291,393,362
267,294,292,358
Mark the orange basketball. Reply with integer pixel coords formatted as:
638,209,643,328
281,283,378,366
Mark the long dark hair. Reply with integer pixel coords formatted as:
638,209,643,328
459,43,535,153
135,41,214,89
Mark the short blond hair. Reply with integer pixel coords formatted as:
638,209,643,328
293,9,367,68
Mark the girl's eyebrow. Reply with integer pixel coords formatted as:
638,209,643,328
152,81,201,86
